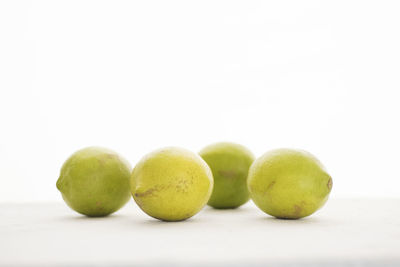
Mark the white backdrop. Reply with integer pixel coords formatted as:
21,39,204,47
1,0,399,202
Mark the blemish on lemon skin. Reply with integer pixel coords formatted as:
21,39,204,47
218,170,237,179
293,205,302,217
134,187,159,198
176,179,191,193
134,185,171,198
267,181,276,190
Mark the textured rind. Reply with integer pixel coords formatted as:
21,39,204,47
199,142,255,209
247,148,332,219
131,147,213,221
57,147,132,217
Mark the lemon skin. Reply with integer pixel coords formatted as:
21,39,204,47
199,142,254,209
56,147,132,217
248,149,332,219
131,147,213,221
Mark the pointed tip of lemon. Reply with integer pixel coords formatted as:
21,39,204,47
56,177,64,192
327,177,333,191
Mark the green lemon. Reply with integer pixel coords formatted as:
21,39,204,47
131,147,213,221
248,149,332,219
56,147,132,217
199,142,254,209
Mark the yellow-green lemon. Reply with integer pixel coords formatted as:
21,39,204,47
199,142,254,209
131,147,213,221
248,149,332,219
56,147,132,217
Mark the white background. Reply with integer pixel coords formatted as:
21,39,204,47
1,0,399,202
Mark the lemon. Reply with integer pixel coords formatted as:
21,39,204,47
131,147,213,221
248,149,332,219
56,147,131,217
199,142,254,209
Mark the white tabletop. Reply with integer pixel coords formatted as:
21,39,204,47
1,198,399,267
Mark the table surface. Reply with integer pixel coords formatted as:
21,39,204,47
1,198,400,267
